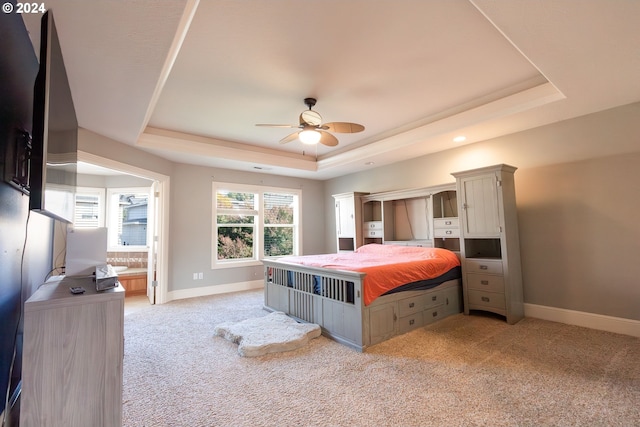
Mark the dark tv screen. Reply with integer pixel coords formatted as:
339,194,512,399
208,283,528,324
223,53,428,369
29,10,77,223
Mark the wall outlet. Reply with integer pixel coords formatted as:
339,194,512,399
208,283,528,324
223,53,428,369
198,272,203,280
193,273,198,280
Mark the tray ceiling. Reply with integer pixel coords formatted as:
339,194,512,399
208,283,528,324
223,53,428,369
21,0,640,179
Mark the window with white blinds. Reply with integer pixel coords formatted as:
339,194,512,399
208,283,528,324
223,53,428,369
74,188,105,228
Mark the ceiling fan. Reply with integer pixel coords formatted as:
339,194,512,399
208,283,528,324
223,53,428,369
256,98,365,147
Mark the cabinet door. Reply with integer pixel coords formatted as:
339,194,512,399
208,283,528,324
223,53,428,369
336,197,355,237
368,303,396,345
459,174,500,237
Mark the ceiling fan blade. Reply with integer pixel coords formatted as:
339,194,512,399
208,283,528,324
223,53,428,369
256,124,299,128
279,132,300,145
318,131,339,147
322,122,365,133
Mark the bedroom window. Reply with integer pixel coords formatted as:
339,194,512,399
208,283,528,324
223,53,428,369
213,183,301,267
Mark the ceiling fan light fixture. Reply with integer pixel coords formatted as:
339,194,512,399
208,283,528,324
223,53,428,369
299,129,321,145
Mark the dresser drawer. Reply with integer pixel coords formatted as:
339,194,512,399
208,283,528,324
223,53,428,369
364,221,382,230
466,273,504,293
434,218,459,229
467,289,506,310
465,258,503,275
434,228,459,238
398,312,424,334
365,229,383,238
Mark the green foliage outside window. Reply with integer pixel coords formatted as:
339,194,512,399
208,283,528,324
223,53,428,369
217,226,254,259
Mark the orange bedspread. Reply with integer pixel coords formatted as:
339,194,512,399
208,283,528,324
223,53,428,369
278,244,460,306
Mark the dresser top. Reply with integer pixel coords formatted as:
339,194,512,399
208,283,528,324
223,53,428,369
26,275,124,312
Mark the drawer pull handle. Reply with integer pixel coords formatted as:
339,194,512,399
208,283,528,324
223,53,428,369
446,230,452,235
481,296,490,302
432,296,437,301
479,265,488,270
409,302,415,308
481,280,489,285
432,311,438,317
445,221,452,225
409,319,415,325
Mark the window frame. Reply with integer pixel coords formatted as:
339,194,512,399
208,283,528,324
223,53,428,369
212,182,302,269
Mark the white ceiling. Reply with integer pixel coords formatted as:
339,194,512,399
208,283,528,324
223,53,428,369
22,0,640,179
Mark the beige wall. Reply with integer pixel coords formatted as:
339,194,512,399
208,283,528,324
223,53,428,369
516,155,640,319
169,163,326,292
325,102,640,321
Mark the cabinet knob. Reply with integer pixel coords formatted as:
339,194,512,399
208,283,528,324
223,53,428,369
479,265,488,270
481,280,489,285
409,302,415,308
481,296,490,302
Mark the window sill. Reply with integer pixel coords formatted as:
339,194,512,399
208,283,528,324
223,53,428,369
212,260,262,270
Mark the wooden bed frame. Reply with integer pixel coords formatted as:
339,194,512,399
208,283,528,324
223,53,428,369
262,259,462,351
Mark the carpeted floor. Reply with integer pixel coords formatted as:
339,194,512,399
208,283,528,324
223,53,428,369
122,289,640,427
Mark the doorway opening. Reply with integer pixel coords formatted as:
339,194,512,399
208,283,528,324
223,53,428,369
75,151,170,306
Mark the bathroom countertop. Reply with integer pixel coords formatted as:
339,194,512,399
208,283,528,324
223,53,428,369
116,268,148,277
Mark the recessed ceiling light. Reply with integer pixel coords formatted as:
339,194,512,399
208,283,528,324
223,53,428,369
453,135,466,143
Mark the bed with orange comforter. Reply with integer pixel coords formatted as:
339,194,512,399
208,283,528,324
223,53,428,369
262,244,462,351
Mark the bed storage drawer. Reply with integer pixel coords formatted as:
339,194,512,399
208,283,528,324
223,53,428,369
466,274,504,293
397,295,425,317
465,258,503,275
424,292,443,309
398,312,424,334
423,306,444,326
467,289,505,310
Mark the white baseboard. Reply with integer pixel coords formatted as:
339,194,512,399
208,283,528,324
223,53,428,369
167,280,264,302
524,303,640,338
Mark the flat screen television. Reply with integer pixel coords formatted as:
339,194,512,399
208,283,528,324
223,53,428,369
29,10,77,223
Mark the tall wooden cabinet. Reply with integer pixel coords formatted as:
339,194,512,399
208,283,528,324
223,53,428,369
452,164,524,324
333,192,367,251
21,276,124,427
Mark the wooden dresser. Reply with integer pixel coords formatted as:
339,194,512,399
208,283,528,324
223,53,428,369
20,276,124,427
